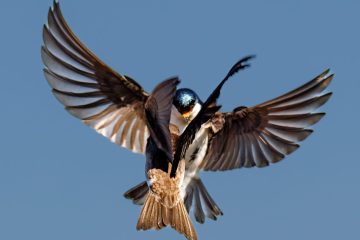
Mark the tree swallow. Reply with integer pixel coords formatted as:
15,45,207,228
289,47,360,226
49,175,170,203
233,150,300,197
41,0,333,232
136,78,197,240
135,56,251,240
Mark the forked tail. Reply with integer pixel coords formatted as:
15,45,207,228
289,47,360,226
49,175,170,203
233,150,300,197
184,177,223,223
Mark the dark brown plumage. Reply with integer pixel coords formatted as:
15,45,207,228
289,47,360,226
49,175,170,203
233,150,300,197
201,70,333,171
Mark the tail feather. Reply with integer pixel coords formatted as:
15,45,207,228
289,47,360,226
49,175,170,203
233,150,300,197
197,179,223,219
124,181,149,205
137,190,197,240
193,187,205,223
125,177,223,224
185,177,223,223
184,187,194,212
136,191,163,230
162,203,170,226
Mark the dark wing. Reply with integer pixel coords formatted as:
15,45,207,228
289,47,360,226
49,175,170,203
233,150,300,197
42,2,149,153
144,78,180,162
201,69,333,171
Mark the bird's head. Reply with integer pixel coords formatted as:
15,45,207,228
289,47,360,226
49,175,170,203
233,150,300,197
173,88,202,123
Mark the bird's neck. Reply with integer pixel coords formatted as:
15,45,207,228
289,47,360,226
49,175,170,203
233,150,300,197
170,103,202,134
191,103,202,120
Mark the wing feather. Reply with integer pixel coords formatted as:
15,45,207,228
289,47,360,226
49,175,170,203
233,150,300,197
42,2,149,153
202,70,333,171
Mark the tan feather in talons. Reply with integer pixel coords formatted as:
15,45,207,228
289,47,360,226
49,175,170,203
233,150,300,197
136,160,197,240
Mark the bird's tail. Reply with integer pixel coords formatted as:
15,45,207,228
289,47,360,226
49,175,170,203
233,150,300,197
184,177,223,223
136,167,197,240
124,177,223,224
136,190,197,240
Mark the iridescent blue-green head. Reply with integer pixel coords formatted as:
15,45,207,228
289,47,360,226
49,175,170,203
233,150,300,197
173,88,202,122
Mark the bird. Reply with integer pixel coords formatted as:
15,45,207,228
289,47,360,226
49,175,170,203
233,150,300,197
41,0,333,230
134,77,197,240
136,54,250,240
41,0,226,224
125,56,256,224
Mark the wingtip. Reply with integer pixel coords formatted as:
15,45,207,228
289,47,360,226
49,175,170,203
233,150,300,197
47,5,53,19
48,5,53,14
53,0,62,15
42,23,48,31
315,112,326,120
321,68,333,78
324,91,333,97
227,54,256,77
246,54,256,60
53,0,59,8
42,24,50,44
166,76,181,86
326,74,335,83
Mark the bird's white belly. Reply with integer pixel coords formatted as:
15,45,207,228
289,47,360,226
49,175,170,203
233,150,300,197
180,126,209,197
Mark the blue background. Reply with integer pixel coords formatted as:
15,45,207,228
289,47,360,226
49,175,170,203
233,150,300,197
1,0,359,239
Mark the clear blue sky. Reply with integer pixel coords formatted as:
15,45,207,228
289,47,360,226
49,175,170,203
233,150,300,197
1,1,359,239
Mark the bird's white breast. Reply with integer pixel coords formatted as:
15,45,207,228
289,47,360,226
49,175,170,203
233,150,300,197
181,125,210,197
170,103,209,198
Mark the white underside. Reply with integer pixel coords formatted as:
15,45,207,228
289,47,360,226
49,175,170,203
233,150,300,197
170,104,209,199
181,126,209,199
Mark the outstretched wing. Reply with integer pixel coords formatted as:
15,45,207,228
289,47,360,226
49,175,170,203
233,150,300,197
201,69,333,171
42,1,149,153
